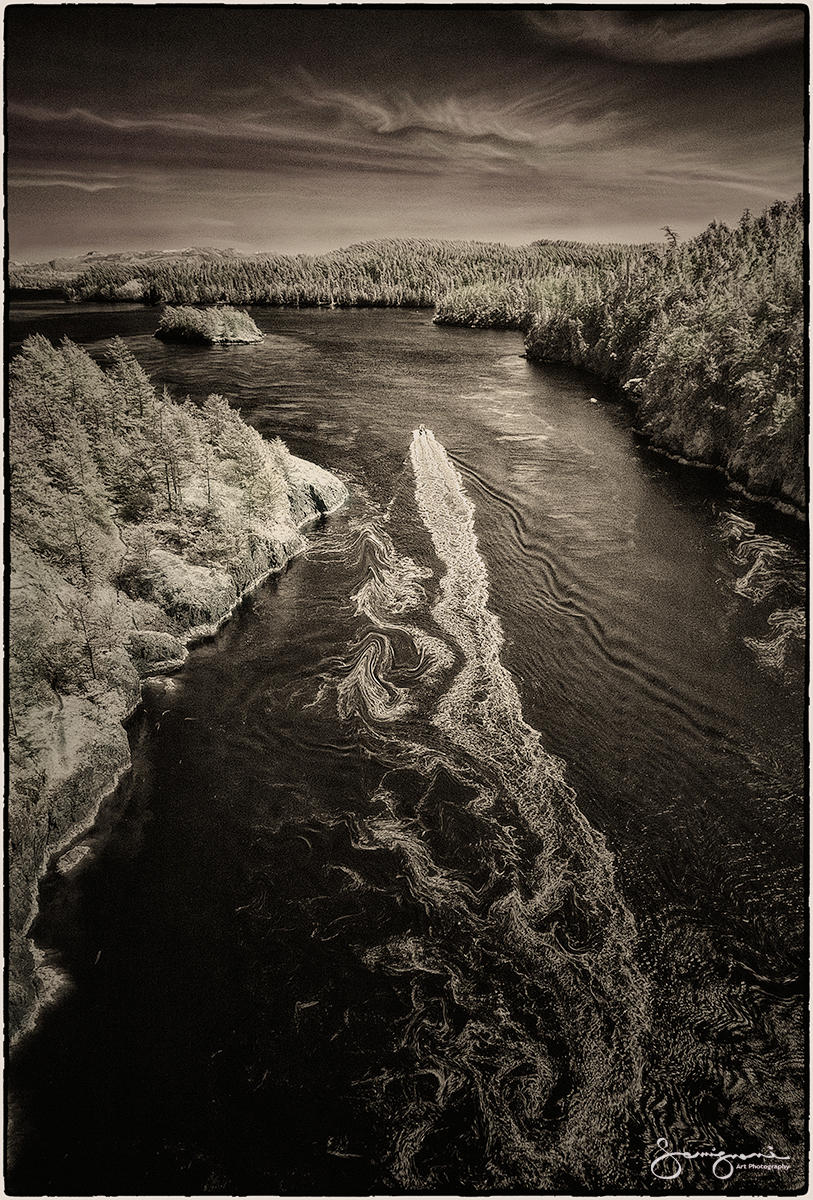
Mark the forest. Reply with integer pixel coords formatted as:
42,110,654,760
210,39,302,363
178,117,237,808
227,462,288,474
10,238,637,307
9,197,804,512
155,305,263,344
435,197,804,511
7,336,345,1035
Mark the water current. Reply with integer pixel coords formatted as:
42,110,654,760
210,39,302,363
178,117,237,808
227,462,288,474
7,303,807,1193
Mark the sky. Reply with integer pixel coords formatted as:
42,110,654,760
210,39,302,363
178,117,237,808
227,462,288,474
5,3,807,261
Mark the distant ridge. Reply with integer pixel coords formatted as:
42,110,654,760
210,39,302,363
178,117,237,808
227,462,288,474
9,246,238,279
9,237,643,303
10,236,648,273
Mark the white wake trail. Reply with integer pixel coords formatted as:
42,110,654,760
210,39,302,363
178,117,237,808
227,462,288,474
315,430,652,1189
404,429,651,1185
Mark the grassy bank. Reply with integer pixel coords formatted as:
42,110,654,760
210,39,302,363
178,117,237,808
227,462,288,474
8,335,347,1040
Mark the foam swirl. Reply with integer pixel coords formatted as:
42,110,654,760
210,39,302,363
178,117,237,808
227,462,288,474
718,511,805,675
311,429,651,1189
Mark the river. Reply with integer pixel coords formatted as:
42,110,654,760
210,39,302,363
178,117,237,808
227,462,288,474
7,302,807,1193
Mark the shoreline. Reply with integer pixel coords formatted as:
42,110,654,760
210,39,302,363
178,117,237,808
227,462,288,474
154,333,265,346
521,351,806,524
9,489,348,1050
522,352,805,524
435,315,804,524
630,428,806,524
142,490,348,674
11,756,135,1049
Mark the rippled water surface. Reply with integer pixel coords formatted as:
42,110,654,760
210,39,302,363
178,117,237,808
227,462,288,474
8,304,807,1193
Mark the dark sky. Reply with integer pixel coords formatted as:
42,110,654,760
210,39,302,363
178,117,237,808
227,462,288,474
5,4,807,260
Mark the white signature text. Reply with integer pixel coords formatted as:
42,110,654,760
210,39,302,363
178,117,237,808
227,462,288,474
650,1138,790,1181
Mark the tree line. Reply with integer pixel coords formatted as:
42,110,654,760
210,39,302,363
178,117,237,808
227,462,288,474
11,237,640,307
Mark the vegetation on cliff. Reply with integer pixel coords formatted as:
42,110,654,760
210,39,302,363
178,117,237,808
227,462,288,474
155,304,263,344
8,335,346,1036
436,197,805,511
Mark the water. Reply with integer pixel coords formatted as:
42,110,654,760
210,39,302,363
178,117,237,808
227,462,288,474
7,303,807,1192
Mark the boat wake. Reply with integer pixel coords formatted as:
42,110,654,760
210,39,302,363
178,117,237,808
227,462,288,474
306,429,651,1189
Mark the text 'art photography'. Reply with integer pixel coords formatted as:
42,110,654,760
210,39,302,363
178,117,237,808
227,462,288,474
4,4,808,1196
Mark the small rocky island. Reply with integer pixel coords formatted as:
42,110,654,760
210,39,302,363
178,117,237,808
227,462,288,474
155,304,264,344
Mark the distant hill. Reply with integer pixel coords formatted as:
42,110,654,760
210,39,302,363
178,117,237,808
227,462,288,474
9,247,239,288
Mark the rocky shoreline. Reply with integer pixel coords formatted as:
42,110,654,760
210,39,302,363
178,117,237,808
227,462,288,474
631,429,806,522
9,460,348,1046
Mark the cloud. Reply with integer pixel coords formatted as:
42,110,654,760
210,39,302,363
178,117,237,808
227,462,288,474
6,164,184,198
7,80,630,183
526,9,804,63
6,12,803,263
286,70,625,150
10,80,622,151
641,170,793,201
12,178,120,192
8,165,131,191
286,77,542,144
7,81,800,214
8,102,294,141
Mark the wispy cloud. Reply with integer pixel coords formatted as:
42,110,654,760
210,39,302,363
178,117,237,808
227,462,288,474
8,79,800,210
8,102,297,142
285,69,627,151
9,79,625,167
526,9,804,64
13,178,120,192
7,164,174,194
